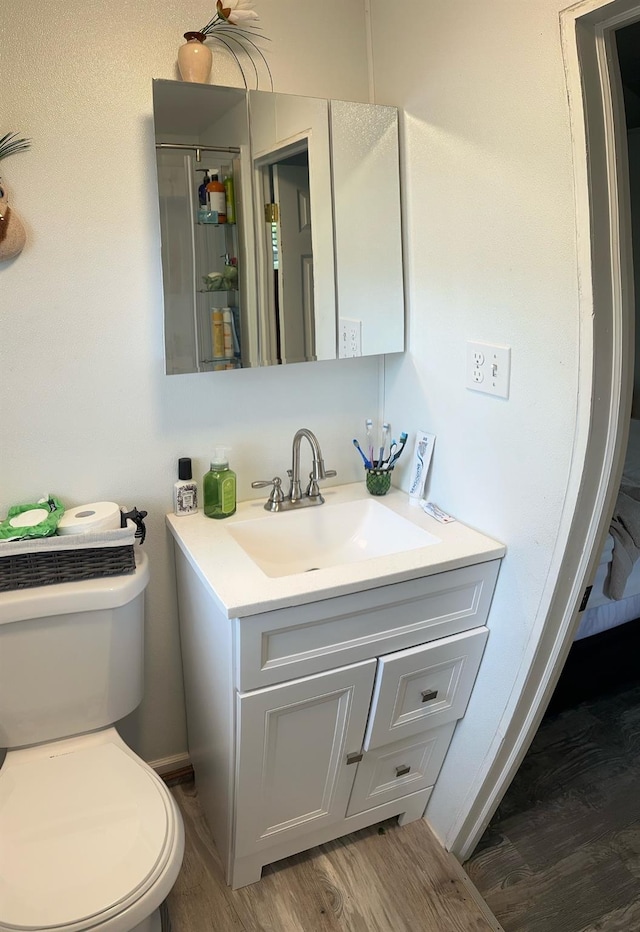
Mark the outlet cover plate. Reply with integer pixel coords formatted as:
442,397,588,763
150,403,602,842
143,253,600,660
466,341,511,398
339,318,362,358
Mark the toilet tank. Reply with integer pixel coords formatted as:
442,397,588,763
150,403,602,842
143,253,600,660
0,551,150,748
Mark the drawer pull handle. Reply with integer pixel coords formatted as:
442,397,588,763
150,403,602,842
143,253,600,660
395,764,411,777
421,688,439,703
346,752,363,765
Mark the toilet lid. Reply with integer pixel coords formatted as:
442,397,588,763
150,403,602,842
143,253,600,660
0,742,172,930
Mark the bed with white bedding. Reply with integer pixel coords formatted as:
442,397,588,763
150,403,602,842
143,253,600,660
576,417,640,640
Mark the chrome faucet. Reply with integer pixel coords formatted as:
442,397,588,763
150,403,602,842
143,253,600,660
252,428,337,512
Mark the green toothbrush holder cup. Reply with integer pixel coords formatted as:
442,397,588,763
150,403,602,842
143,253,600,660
365,466,393,496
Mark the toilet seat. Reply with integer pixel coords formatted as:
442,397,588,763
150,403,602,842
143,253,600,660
0,730,182,931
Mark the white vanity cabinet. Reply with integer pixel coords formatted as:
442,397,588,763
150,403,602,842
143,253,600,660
172,539,500,889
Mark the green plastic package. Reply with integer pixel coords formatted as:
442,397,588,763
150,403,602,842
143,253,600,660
0,496,65,541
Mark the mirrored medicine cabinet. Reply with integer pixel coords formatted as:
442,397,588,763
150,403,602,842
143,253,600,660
152,79,405,375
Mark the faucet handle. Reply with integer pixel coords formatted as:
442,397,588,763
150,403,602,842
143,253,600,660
252,477,285,512
324,470,337,479
252,478,281,489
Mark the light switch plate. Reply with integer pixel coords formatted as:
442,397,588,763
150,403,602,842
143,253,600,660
466,341,511,398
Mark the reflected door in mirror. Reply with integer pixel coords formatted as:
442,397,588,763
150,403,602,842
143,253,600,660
259,147,316,365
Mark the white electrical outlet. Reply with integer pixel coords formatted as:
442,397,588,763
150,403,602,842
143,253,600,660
466,341,511,398
339,318,362,358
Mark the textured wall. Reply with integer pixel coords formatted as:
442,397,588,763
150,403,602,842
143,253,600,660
2,0,596,856
0,0,375,764
369,0,582,844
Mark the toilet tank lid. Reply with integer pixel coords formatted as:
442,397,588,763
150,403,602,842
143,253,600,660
0,550,149,626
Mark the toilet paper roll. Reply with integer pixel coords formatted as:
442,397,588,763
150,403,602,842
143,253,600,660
57,501,122,535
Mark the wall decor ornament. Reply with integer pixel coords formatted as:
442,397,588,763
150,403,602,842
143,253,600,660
177,0,272,88
0,132,30,263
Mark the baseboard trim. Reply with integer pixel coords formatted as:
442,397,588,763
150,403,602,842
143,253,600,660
150,752,193,784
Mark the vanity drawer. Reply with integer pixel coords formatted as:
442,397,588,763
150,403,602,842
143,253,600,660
235,560,500,690
346,723,455,817
363,626,489,750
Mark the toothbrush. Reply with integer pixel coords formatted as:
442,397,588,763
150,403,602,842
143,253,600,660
388,431,408,467
378,422,390,467
365,418,374,464
390,431,408,466
353,438,372,469
383,440,397,469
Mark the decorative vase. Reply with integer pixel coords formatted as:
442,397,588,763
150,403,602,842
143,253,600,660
177,32,213,83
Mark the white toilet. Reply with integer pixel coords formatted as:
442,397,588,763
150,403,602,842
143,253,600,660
0,551,185,932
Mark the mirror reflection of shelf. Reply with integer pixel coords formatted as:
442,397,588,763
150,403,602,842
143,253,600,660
155,134,246,374
201,357,241,369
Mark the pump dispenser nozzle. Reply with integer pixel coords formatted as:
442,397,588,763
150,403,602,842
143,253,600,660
211,447,228,469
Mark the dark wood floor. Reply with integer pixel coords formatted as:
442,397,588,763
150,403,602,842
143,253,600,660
168,781,503,931
464,661,640,932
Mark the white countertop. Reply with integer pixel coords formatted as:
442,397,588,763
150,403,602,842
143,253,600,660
166,483,506,618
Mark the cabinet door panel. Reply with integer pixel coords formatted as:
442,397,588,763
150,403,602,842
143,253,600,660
234,660,376,857
364,627,488,750
346,723,455,816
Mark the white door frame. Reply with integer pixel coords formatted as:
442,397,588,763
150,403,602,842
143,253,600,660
451,0,638,860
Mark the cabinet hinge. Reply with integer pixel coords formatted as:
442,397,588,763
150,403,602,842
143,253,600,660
264,203,279,223
579,585,592,612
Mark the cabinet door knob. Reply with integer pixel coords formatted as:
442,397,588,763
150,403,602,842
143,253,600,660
346,752,363,765
395,764,411,777
421,688,438,703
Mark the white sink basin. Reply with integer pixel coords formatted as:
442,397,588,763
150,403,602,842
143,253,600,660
227,498,440,578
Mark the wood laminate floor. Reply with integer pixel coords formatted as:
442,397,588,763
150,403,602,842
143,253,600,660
464,679,640,932
167,781,503,932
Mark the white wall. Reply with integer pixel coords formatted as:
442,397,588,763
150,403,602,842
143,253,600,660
0,0,376,765
1,0,592,853
368,0,582,843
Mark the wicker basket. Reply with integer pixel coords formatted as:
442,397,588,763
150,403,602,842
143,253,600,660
0,545,135,592
0,527,137,592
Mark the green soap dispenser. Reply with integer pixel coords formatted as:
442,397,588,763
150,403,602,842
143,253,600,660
203,448,236,518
